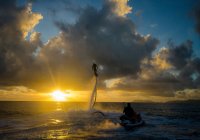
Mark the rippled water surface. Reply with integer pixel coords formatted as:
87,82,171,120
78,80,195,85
0,101,199,139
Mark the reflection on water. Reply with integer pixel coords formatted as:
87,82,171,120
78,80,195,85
50,119,62,124
46,129,70,139
0,102,200,139
56,102,62,111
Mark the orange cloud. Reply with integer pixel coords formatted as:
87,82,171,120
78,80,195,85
110,0,132,17
151,48,172,70
19,3,43,38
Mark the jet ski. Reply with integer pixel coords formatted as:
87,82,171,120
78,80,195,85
120,115,145,130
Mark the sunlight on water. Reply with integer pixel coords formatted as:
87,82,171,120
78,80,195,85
56,102,63,111
0,102,199,139
45,130,70,139
50,119,62,124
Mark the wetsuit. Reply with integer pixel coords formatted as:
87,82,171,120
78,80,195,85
92,63,98,77
123,106,135,118
122,106,141,122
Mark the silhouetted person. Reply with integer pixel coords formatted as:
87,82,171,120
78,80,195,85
92,63,98,77
120,103,142,123
123,103,135,118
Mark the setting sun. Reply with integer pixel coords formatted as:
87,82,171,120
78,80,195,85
51,90,66,101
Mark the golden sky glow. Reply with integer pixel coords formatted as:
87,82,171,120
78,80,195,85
0,86,199,102
51,90,67,101
0,0,200,102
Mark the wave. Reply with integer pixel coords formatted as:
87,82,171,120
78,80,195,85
1,101,200,139
1,110,199,139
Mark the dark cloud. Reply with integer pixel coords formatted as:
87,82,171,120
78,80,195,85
191,58,200,87
0,0,26,77
0,0,44,88
191,58,200,73
108,39,200,98
152,40,200,92
0,0,199,101
166,40,200,89
167,40,193,69
39,1,158,89
0,0,158,92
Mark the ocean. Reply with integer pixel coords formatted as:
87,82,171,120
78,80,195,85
0,101,199,140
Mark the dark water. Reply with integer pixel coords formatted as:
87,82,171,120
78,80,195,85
0,101,200,139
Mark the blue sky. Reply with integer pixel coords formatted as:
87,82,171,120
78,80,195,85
130,0,200,55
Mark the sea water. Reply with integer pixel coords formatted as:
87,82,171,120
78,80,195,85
0,101,199,139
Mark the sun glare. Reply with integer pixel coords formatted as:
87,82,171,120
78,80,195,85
51,90,66,101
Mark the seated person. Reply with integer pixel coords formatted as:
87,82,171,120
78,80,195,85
120,103,141,123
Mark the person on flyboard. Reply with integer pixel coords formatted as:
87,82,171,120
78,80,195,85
92,63,98,77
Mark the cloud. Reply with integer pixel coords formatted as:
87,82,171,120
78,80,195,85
40,0,158,90
0,1,44,89
0,0,200,101
108,0,132,17
106,39,200,99
150,47,172,71
166,40,200,89
19,3,43,38
0,86,38,101
1,0,158,92
167,40,193,69
175,89,200,100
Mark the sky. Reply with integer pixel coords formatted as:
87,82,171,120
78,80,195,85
0,0,200,102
